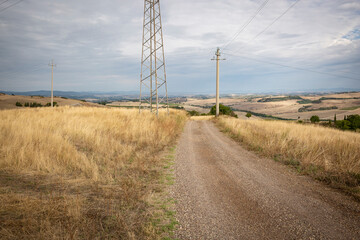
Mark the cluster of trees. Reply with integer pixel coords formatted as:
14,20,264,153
308,114,360,132
298,106,338,112
16,102,58,107
334,114,360,131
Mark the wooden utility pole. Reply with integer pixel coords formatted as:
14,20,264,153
212,48,225,117
49,60,56,107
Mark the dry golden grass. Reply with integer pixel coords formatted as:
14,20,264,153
217,117,360,198
0,107,187,239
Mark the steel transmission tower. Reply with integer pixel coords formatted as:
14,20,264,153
139,0,169,116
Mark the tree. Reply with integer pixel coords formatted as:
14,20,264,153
334,114,337,123
15,102,22,107
346,114,360,130
310,115,320,123
336,120,351,130
246,112,252,118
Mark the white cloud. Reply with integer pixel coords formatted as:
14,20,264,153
0,0,359,92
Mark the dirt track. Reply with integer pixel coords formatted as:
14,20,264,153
171,120,360,239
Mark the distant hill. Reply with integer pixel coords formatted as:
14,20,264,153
1,89,359,101
0,93,104,110
0,90,140,101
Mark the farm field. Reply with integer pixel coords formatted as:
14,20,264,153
183,92,360,120
0,107,186,239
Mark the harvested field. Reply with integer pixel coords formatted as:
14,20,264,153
183,92,360,120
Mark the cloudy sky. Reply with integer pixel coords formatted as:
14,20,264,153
0,0,359,94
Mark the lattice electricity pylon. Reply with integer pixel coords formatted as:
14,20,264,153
139,0,169,116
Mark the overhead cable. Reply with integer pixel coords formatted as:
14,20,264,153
251,0,301,42
0,0,24,15
222,0,270,50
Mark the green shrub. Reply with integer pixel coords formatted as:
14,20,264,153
30,102,42,108
246,112,252,118
310,115,320,123
188,110,201,116
24,102,29,107
98,101,108,105
209,104,237,118
15,102,22,107
46,102,58,107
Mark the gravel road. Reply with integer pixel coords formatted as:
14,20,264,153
171,120,360,239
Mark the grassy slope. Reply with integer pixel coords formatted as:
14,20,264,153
0,94,101,110
0,107,187,239
216,117,360,199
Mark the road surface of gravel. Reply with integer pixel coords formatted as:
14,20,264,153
171,120,360,239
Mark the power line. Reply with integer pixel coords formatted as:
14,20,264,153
251,0,301,42
229,0,301,55
222,0,270,50
222,52,359,81
0,0,24,14
0,0,11,7
0,65,47,82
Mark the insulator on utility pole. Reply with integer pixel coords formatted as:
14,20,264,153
48,60,56,108
212,48,226,117
139,0,169,117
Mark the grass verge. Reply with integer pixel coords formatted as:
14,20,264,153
0,107,187,239
215,116,360,200
149,146,179,239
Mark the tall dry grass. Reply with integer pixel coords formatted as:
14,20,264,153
0,107,187,239
217,117,360,197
